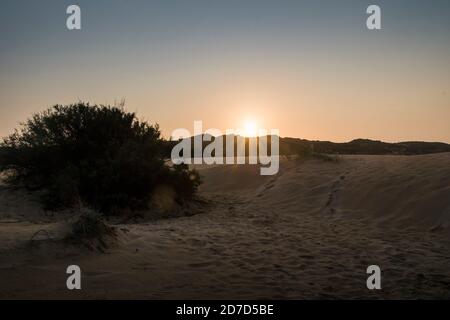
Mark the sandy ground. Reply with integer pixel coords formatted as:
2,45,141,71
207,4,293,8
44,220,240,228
0,153,450,299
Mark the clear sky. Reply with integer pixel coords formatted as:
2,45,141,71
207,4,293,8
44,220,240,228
0,0,449,142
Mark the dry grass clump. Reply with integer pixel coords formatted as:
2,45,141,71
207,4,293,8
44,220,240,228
66,210,117,252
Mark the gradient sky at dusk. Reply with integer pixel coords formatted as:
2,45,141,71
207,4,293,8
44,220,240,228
1,0,449,142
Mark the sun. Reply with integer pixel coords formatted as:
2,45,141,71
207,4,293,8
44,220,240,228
244,121,258,137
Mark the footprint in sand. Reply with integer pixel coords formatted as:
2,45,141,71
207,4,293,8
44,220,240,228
325,173,348,213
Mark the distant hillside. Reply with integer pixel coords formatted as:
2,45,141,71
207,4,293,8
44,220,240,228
280,138,450,155
165,136,450,157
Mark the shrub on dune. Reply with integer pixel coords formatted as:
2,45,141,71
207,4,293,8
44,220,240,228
0,102,201,215
294,144,340,163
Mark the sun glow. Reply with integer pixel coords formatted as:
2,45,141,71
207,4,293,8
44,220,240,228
244,121,258,137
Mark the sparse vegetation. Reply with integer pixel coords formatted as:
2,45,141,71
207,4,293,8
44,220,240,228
0,103,201,215
294,144,340,163
311,152,340,163
66,211,117,251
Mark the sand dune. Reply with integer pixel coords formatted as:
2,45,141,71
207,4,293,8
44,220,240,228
0,153,449,299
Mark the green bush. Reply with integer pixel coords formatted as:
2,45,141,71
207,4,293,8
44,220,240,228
295,144,340,163
0,103,201,215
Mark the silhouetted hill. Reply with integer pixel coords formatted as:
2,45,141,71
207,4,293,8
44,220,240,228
281,137,450,155
166,135,450,157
